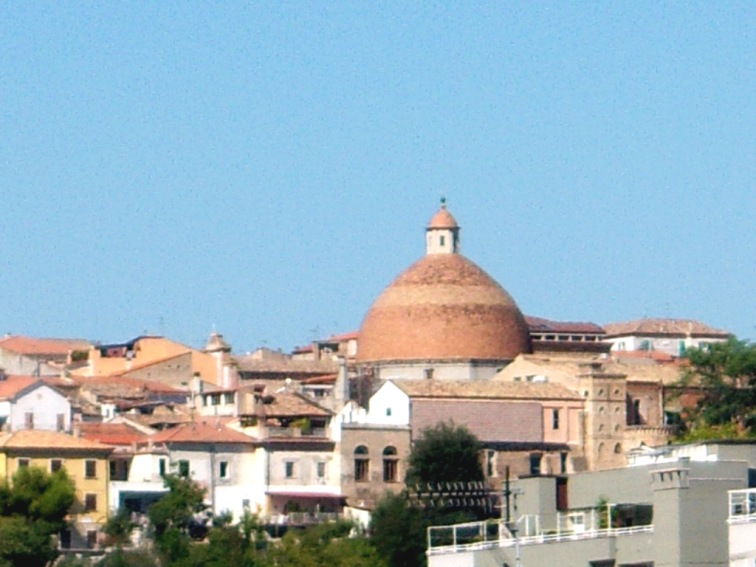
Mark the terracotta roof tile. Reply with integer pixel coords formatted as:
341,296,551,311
603,318,730,338
0,335,91,356
261,391,333,418
78,421,150,446
0,376,42,400
0,429,113,452
526,316,605,335
392,379,582,401
151,421,256,444
236,355,338,375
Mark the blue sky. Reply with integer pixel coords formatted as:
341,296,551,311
1,3,754,351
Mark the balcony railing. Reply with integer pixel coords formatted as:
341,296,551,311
266,426,328,438
427,518,654,556
266,512,341,526
729,488,756,524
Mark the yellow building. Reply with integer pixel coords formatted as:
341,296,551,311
0,429,113,549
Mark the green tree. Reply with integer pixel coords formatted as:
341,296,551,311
103,508,137,547
677,338,756,439
262,520,384,567
0,466,75,567
147,474,207,565
370,492,427,567
405,421,484,485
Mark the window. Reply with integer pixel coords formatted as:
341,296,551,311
18,458,29,468
354,445,369,482
178,460,190,478
211,393,221,405
316,461,327,479
60,529,71,549
219,461,229,479
486,450,496,477
51,459,62,473
552,409,560,430
285,461,295,479
383,446,398,483
84,493,97,512
159,458,167,477
560,452,568,474
424,368,434,380
614,443,623,454
56,413,65,432
85,460,97,479
529,453,542,475
86,530,97,549
25,412,34,429
224,392,234,405
439,235,445,246
630,399,642,425
386,407,392,417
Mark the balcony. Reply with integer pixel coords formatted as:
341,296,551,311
729,488,756,524
427,507,654,556
266,512,342,526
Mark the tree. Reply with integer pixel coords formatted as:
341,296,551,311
677,338,756,439
0,466,75,567
370,492,426,567
263,520,385,567
147,474,207,564
405,421,484,485
372,422,487,567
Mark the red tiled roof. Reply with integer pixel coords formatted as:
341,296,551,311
612,350,676,363
78,422,149,446
0,429,113,452
0,335,91,356
151,421,256,444
526,316,605,335
393,379,582,401
0,376,42,400
71,374,182,395
300,374,337,385
327,331,359,341
603,318,730,338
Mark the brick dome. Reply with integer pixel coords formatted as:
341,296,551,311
356,253,531,363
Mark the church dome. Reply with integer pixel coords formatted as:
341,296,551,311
357,205,531,363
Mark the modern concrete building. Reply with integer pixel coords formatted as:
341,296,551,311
427,443,756,567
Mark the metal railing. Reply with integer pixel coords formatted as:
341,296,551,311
729,488,756,524
266,512,341,525
427,518,654,555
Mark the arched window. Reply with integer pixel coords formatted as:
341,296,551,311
383,446,398,483
354,445,369,482
614,443,622,454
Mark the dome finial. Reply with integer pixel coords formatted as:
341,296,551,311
440,195,447,208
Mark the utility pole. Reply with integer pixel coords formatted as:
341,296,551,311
502,466,522,567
